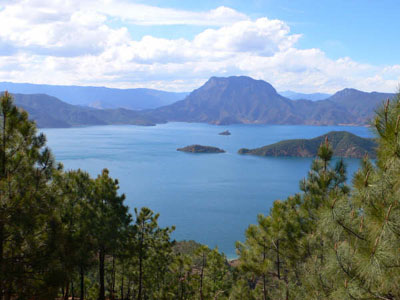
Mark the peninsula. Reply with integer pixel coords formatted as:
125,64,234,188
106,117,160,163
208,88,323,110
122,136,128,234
238,131,376,158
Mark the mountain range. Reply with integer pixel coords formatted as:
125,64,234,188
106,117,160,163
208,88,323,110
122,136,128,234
5,76,397,128
12,93,164,128
0,82,187,110
148,76,395,126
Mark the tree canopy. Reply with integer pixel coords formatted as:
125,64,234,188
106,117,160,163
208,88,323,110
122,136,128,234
1,90,400,300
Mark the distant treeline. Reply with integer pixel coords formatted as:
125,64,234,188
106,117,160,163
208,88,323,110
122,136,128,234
1,90,400,300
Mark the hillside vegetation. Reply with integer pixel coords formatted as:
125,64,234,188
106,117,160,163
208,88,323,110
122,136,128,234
239,131,377,158
2,90,400,300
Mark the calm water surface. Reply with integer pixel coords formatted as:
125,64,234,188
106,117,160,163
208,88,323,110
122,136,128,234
42,123,372,258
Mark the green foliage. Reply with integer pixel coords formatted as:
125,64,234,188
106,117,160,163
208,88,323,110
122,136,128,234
237,127,351,299
4,87,400,300
0,91,60,298
1,93,233,300
320,93,400,299
236,91,400,300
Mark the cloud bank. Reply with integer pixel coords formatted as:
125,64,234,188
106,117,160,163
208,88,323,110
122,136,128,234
0,0,398,93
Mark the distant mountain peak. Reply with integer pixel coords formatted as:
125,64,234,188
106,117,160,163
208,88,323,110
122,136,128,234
329,87,393,101
333,88,364,96
208,75,258,82
202,76,278,94
332,88,394,100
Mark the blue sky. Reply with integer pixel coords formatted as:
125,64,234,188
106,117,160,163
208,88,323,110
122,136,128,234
0,0,398,93
126,0,399,65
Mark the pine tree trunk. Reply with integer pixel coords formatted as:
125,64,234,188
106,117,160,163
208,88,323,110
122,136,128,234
71,280,75,300
120,272,124,300
111,256,115,300
80,266,84,300
99,249,105,300
263,244,267,300
285,277,289,300
137,250,143,300
0,224,4,300
277,239,281,280
0,108,6,300
64,281,70,300
137,223,144,300
127,281,131,300
179,273,184,300
4,288,11,300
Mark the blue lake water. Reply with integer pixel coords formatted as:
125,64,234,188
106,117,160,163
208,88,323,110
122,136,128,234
42,123,373,258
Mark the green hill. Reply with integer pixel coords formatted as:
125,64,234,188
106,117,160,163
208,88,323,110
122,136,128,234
238,131,377,158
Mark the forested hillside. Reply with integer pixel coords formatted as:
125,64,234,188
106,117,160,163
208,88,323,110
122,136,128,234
1,90,400,299
239,131,377,158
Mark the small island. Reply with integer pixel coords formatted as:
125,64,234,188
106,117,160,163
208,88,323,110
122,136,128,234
238,131,377,158
177,144,226,153
219,130,231,136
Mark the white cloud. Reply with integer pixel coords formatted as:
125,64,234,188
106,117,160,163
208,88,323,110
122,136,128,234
0,2,130,56
193,18,301,56
88,2,249,26
0,0,398,93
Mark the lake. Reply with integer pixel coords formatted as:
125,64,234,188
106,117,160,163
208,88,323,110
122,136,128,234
42,123,373,258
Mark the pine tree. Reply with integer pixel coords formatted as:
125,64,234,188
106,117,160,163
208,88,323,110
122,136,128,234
168,253,196,300
89,169,131,300
236,216,273,300
53,169,97,300
293,138,349,299
321,94,400,299
0,91,61,298
236,136,350,299
129,207,174,300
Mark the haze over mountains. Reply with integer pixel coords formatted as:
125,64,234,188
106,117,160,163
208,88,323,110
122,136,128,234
279,91,332,101
12,93,164,128
0,82,187,110
6,76,396,128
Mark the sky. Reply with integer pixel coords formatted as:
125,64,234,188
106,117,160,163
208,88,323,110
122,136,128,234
0,0,399,93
